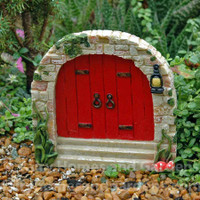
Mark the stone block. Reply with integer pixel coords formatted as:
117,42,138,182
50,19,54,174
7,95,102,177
96,44,103,54
114,51,130,57
35,101,46,112
152,95,164,106
130,45,138,56
31,90,39,101
42,72,56,81
40,56,51,65
136,39,149,50
39,91,48,101
104,44,114,55
40,65,55,72
162,116,176,125
127,35,140,46
115,45,129,51
31,81,48,91
47,82,55,100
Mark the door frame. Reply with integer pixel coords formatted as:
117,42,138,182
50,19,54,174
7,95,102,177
31,30,177,148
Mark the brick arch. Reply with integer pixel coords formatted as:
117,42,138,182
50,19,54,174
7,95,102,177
31,30,177,146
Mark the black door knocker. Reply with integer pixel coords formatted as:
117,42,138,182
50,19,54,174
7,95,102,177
92,93,102,109
106,94,115,109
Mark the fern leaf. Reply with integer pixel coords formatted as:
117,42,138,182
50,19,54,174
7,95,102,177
172,0,200,27
69,0,80,18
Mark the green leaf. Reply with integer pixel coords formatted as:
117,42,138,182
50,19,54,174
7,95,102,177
174,156,182,163
189,138,196,147
13,52,21,60
188,102,197,110
192,147,200,153
34,54,42,64
193,162,200,172
189,54,200,64
35,144,45,163
19,47,29,54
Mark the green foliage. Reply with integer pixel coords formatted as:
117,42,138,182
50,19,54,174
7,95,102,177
104,166,119,178
55,33,90,58
104,164,131,178
33,73,42,81
33,102,58,165
54,0,200,58
168,98,175,106
174,69,200,161
154,130,173,163
0,64,34,143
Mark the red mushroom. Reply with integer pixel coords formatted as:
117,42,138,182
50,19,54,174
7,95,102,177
154,161,167,172
166,161,175,170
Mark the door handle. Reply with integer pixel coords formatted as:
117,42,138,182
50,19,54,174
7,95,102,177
106,94,115,109
92,93,102,109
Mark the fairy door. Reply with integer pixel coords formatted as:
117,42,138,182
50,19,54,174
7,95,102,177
56,55,154,141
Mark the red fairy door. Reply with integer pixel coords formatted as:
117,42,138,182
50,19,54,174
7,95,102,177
56,55,154,140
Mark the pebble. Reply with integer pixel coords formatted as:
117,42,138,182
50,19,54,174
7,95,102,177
0,148,5,155
0,135,198,200
58,184,67,194
18,146,32,156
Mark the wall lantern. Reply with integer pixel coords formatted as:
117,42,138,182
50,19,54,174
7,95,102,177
150,64,164,94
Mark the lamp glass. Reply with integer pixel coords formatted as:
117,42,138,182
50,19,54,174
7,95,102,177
152,77,161,87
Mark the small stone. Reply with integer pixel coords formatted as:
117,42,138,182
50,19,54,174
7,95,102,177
105,193,112,200
18,194,29,200
86,175,92,182
43,191,54,200
20,167,29,175
74,185,84,194
54,193,63,199
111,192,121,200
118,190,131,199
81,196,88,200
35,180,45,187
129,171,136,179
45,176,54,184
58,184,67,194
5,137,11,147
135,172,143,179
18,146,32,157
0,149,5,155
149,186,159,195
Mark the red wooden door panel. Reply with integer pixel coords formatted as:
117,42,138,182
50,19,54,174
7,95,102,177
75,56,93,138
103,55,118,139
56,55,154,141
116,57,134,140
90,55,106,138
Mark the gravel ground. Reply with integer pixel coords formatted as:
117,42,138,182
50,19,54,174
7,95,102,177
0,135,199,200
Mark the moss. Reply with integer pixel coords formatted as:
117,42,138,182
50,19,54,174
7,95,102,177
38,65,45,71
33,73,42,81
146,49,152,55
168,89,173,96
150,56,156,61
43,71,49,76
168,98,175,106
55,33,90,58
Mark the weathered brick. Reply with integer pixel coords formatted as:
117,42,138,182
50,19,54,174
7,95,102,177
130,45,138,56
115,45,129,51
104,44,114,55
31,81,48,91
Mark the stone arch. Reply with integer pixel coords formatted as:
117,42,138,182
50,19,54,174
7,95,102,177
31,30,177,148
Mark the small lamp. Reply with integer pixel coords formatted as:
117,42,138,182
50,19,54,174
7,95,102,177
150,64,164,94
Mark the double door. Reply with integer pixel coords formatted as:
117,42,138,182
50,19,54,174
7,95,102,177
56,55,154,140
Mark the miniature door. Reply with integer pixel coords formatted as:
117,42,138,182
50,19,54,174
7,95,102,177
56,55,154,141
